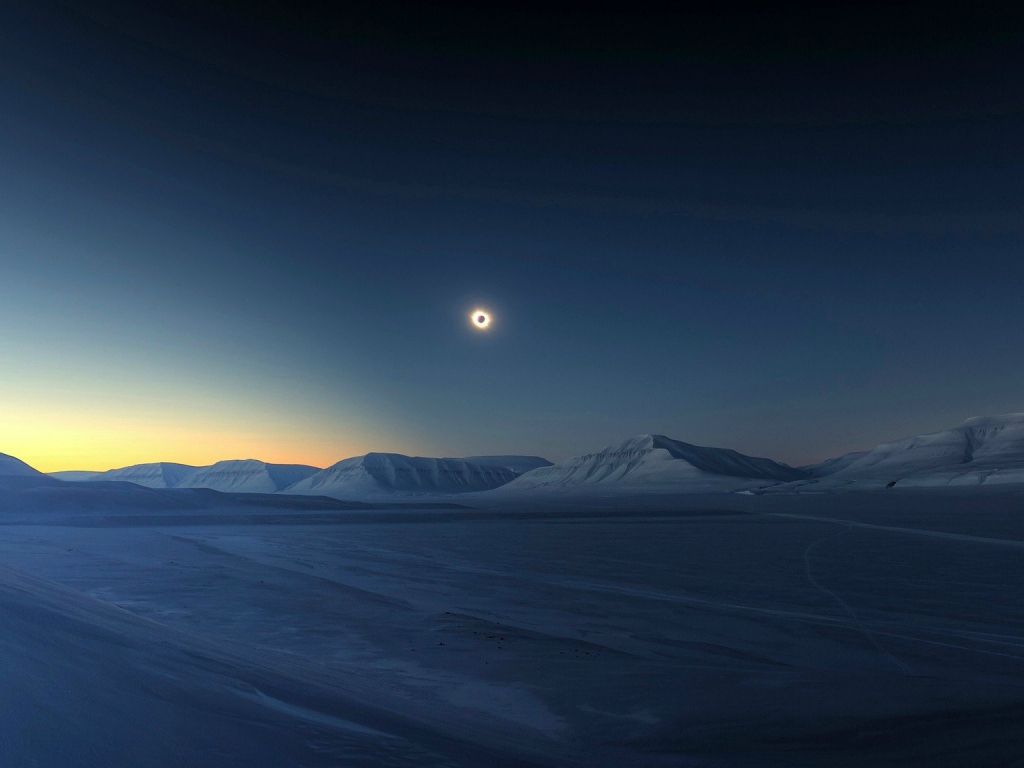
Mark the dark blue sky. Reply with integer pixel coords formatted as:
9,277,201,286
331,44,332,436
2,3,1023,469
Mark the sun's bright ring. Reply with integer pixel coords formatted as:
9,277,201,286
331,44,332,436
470,308,492,330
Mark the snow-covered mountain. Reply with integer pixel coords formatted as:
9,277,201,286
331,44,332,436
0,452,62,493
495,434,805,494
50,460,318,492
184,460,319,493
53,462,200,488
49,454,547,498
0,451,44,477
285,453,522,499
40,412,1024,500
793,413,1024,489
49,470,104,482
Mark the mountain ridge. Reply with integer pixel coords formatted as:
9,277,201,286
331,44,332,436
0,451,45,477
50,460,317,492
790,412,1024,489
494,433,805,494
29,411,1024,498
286,452,523,499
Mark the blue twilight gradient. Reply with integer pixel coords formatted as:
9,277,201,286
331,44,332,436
1,4,1023,466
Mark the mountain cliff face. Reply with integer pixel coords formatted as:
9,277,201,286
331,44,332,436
286,453,521,498
796,413,1024,489
497,434,805,493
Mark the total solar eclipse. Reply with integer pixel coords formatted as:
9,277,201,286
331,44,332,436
470,309,492,330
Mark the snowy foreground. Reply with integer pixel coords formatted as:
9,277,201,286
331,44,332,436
3,490,1024,767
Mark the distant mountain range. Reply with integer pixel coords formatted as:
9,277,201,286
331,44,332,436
12,412,1024,501
501,413,1024,495
51,460,319,492
49,455,552,498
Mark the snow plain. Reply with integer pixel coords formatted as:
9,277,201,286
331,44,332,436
3,482,1024,766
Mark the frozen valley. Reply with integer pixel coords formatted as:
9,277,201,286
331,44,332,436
4,414,1024,765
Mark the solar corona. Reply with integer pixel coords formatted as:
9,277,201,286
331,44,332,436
470,309,491,331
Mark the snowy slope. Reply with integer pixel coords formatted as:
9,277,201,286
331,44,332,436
800,451,869,478
495,434,805,494
789,413,1024,489
286,453,520,499
0,452,44,477
0,452,56,493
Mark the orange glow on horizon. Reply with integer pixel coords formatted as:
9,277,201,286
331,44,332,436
0,359,427,473
1,410,389,473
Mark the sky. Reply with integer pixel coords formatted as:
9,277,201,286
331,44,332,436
1,3,1023,472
